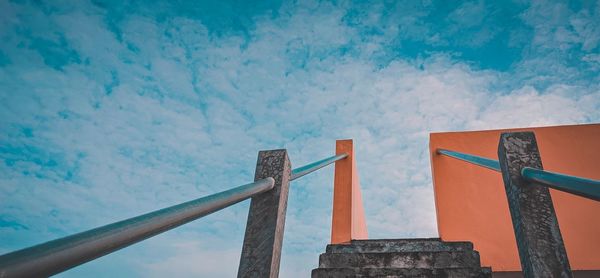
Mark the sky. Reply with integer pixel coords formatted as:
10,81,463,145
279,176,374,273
0,0,599,277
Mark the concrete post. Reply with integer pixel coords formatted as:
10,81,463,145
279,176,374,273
238,149,291,278
497,132,572,278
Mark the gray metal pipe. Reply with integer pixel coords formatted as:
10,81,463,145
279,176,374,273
291,153,348,180
436,149,500,172
0,178,275,278
0,152,349,277
522,167,600,202
437,148,600,202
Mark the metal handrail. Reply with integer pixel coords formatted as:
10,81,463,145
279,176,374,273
0,153,348,277
0,178,275,277
291,153,348,180
436,148,600,201
522,167,600,201
436,149,500,171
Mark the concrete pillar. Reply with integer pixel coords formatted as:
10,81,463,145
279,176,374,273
497,132,572,278
238,150,291,278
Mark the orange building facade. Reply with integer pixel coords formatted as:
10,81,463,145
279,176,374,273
429,123,600,272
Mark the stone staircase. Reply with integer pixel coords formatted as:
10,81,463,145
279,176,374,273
312,238,492,278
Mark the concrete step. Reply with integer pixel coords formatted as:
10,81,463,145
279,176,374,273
312,267,492,278
319,251,482,269
326,238,474,254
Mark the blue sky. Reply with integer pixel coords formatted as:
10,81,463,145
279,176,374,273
1,0,599,277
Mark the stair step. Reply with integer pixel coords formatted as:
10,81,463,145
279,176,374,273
327,238,474,253
312,267,492,278
319,251,481,269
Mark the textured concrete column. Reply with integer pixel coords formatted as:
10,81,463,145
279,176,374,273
238,149,291,278
497,132,572,278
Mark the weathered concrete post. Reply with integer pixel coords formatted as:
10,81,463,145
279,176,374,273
238,149,291,278
497,132,572,278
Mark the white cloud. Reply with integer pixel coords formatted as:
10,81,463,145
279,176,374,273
469,85,599,129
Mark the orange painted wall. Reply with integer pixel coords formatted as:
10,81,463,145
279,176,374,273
429,123,600,271
331,139,368,244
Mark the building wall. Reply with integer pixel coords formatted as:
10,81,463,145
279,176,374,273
429,123,600,271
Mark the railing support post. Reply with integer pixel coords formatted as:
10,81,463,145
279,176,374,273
497,132,572,278
238,149,291,278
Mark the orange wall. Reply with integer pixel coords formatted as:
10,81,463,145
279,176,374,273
331,139,368,244
429,123,600,271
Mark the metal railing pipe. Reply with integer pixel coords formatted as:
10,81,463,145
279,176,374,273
522,167,600,202
437,148,600,202
0,178,275,278
0,150,348,277
290,153,348,181
436,149,500,171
